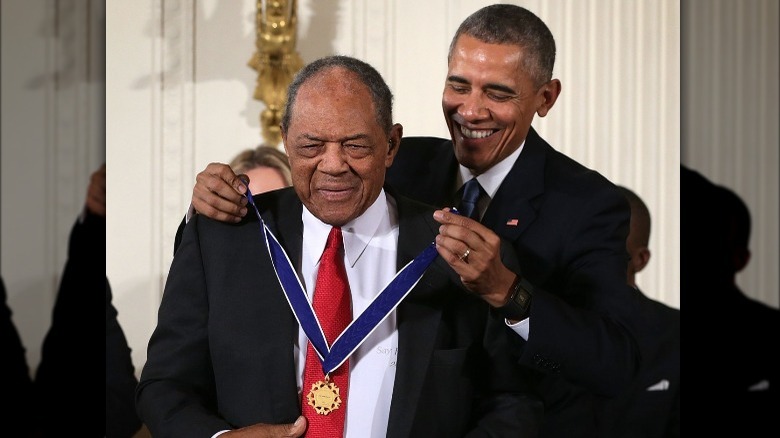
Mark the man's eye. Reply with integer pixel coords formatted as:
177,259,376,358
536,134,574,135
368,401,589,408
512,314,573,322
296,144,321,157
450,85,469,94
344,144,372,157
488,93,512,102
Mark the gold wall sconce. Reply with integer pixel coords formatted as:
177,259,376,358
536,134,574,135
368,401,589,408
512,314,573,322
248,0,303,145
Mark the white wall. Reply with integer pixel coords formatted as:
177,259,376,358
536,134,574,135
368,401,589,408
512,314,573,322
1,0,105,373
105,0,681,378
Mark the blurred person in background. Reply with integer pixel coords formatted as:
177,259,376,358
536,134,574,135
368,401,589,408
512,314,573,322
682,165,779,434
0,275,37,437
594,185,680,438
34,163,143,438
229,144,292,195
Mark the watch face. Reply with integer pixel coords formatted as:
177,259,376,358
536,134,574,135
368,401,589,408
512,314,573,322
495,278,533,320
514,288,530,307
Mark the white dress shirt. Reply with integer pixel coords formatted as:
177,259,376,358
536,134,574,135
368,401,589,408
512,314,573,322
213,190,400,438
300,189,399,437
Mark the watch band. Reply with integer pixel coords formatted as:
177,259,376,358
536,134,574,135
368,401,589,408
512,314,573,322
494,275,533,320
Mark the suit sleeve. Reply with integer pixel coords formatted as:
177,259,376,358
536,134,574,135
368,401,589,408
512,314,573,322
106,279,143,438
468,240,544,436
137,214,233,437
513,184,644,397
173,215,186,256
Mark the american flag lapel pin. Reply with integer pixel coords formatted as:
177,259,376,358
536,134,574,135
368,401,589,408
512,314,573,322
506,218,519,227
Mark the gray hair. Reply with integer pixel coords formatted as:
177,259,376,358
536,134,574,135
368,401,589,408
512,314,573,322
449,4,556,88
280,55,394,135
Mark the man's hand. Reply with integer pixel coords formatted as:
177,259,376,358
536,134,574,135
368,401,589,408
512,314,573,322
221,416,306,437
433,208,517,307
192,162,249,223
86,163,106,217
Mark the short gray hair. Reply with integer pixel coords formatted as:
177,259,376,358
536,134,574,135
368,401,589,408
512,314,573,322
280,55,394,135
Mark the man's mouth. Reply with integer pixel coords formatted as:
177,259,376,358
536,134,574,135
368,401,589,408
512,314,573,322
459,124,495,139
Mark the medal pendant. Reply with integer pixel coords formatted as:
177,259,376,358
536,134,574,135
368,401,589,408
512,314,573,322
306,377,342,415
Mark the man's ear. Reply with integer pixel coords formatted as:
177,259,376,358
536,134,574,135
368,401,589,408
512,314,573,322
632,247,651,274
386,123,403,167
536,79,561,118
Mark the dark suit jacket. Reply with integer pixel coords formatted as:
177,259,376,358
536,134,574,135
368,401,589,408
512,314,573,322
35,214,142,438
682,165,779,434
386,129,647,437
1,276,37,436
594,290,680,438
140,187,542,437
106,278,144,438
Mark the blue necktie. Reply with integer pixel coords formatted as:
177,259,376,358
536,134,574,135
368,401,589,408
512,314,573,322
458,178,483,220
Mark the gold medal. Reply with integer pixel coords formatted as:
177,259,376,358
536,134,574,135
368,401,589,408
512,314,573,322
306,376,342,415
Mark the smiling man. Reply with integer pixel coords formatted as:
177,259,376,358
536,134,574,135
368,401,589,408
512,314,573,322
386,6,648,438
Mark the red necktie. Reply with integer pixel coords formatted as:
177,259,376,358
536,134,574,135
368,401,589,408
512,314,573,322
302,227,352,437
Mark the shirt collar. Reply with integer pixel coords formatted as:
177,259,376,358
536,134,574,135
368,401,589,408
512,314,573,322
302,189,388,268
457,139,525,199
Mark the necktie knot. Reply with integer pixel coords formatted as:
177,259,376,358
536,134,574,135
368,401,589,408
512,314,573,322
458,178,484,220
326,226,343,250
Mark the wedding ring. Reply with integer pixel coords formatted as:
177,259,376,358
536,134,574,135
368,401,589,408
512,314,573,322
459,248,471,262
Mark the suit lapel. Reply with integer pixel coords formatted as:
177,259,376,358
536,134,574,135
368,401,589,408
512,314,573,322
386,194,447,438
246,188,305,417
482,127,546,240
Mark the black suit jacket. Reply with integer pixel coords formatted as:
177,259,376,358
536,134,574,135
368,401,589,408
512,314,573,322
386,129,647,437
0,276,37,436
681,165,779,434
35,214,142,438
594,290,680,438
140,187,542,437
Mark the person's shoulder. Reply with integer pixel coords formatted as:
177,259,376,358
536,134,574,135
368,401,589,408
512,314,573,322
394,136,452,162
192,187,298,230
648,297,681,328
250,186,297,207
634,289,681,333
541,151,624,209
636,288,680,314
739,293,780,326
547,152,614,191
528,129,618,195
387,186,438,215
237,187,299,224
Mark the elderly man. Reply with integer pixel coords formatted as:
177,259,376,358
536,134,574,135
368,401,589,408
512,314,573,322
137,55,540,438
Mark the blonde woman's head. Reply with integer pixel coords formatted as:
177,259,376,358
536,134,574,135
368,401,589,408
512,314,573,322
229,144,292,194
